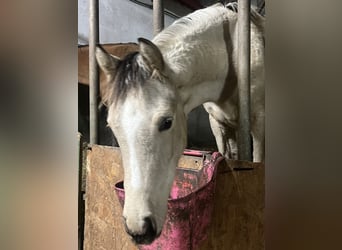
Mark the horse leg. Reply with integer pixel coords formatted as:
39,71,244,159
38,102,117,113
226,126,238,160
251,115,265,162
207,114,237,160
208,114,226,153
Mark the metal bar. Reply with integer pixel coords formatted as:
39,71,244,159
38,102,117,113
237,0,252,161
89,0,99,144
78,133,85,250
153,0,164,36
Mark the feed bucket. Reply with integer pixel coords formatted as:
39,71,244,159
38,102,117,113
114,151,224,250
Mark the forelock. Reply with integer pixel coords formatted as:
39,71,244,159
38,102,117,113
110,52,151,105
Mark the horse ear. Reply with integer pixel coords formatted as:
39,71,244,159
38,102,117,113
96,46,121,77
138,38,164,71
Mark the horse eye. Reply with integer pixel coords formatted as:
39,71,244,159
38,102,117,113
159,117,173,132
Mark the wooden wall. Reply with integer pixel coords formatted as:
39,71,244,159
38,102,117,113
83,145,264,250
199,160,264,250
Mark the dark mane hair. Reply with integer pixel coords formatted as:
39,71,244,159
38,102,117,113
110,51,151,105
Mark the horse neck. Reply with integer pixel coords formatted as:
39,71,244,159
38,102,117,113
153,13,235,115
155,41,226,115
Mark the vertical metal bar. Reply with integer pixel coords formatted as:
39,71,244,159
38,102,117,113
89,0,99,144
237,0,252,161
153,0,164,36
78,133,85,250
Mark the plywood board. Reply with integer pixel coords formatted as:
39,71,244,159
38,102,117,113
200,160,264,250
84,145,138,250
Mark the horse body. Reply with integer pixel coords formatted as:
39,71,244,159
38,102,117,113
153,4,264,161
96,3,264,244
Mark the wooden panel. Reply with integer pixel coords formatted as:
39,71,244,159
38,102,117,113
200,160,264,250
84,145,138,250
84,145,264,250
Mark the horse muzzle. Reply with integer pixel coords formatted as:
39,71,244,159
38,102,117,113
124,216,158,245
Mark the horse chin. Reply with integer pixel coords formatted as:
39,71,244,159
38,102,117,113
131,233,156,245
134,229,161,245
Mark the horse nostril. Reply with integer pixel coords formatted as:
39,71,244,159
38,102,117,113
129,217,157,245
143,216,156,236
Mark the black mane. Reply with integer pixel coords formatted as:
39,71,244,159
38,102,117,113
112,51,151,104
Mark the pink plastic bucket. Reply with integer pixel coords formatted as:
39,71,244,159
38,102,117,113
114,151,224,250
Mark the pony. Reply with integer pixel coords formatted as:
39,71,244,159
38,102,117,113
96,3,264,244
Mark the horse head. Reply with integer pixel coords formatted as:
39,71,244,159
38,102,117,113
96,38,187,244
